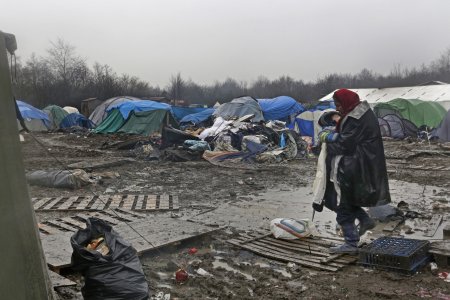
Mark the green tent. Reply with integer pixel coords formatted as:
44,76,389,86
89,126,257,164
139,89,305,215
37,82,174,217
43,105,68,129
374,98,446,128
95,108,177,135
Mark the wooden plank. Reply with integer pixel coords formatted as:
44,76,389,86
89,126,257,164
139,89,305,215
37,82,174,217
134,195,145,210
89,212,121,225
383,219,404,232
41,197,64,210
321,254,343,264
74,196,94,210
60,217,86,229
159,194,170,210
46,220,78,232
33,197,53,210
102,210,135,223
89,195,109,210
48,269,76,288
172,195,179,210
144,195,157,210
57,196,79,210
115,208,146,218
122,195,136,210
108,195,123,210
424,214,443,237
67,158,135,170
38,223,59,235
228,239,339,272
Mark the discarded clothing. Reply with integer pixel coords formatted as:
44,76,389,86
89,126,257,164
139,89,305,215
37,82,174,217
183,140,211,152
26,169,93,189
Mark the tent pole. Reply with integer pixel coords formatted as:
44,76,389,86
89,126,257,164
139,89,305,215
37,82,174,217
0,31,56,300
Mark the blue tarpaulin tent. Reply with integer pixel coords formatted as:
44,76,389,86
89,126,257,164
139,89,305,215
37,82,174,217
180,108,215,126
60,113,95,129
16,100,51,131
314,100,336,111
107,100,172,119
171,106,208,122
257,96,305,121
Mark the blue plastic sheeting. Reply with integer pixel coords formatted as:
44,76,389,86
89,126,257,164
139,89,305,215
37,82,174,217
257,96,305,121
180,108,215,125
314,100,336,111
107,100,172,119
172,106,208,122
16,100,51,126
60,113,95,129
296,119,314,137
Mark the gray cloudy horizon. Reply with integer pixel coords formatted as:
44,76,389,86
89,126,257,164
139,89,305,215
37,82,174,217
1,0,450,87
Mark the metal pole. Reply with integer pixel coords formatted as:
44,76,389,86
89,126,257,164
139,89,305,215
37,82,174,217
0,31,55,300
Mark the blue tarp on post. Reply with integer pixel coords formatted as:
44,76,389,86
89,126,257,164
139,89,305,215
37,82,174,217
60,113,95,129
16,100,51,127
171,106,208,122
257,96,305,121
180,108,215,125
107,100,172,119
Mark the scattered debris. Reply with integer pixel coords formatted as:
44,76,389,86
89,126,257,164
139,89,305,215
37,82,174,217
26,169,94,189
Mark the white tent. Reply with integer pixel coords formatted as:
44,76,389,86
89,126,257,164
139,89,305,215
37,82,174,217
318,84,450,110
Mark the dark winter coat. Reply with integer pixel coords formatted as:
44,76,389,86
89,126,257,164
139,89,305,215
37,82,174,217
324,101,391,209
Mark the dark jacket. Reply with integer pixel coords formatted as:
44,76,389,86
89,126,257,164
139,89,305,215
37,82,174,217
325,101,391,209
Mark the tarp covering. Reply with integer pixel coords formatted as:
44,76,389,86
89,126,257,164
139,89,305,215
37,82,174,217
214,96,264,122
180,108,215,125
257,96,305,121
435,109,450,141
293,109,334,144
89,96,141,125
374,98,446,128
107,100,172,119
117,110,170,135
171,106,208,122
16,100,51,130
94,109,126,134
60,113,95,129
44,105,68,129
313,100,336,111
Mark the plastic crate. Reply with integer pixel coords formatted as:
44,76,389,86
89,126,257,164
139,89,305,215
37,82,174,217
359,237,430,274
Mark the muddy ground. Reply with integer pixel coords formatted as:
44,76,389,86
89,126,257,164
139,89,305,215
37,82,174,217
21,132,450,299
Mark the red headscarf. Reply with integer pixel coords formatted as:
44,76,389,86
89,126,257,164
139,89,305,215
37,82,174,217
333,89,361,131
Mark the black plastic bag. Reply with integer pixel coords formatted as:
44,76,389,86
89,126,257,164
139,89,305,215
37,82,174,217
70,218,149,300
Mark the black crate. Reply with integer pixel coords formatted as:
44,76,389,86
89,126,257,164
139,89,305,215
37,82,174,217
359,237,430,274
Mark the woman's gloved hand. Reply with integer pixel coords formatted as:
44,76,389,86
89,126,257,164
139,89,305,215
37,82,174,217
318,129,339,143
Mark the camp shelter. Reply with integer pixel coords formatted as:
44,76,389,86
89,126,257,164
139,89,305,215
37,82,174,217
16,100,51,131
171,106,209,122
81,98,102,117
257,96,305,121
434,109,450,142
318,84,450,110
180,108,215,127
312,100,336,111
293,109,334,144
95,100,176,136
60,113,95,129
374,98,446,128
89,96,141,125
43,105,68,129
378,114,418,139
63,106,79,114
214,96,264,122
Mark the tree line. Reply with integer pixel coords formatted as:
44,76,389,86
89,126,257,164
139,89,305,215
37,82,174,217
10,39,450,108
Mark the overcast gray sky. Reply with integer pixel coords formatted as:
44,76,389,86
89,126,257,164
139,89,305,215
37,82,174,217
2,0,450,87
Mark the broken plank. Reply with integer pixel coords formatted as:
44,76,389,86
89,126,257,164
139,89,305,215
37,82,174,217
38,223,59,235
134,195,145,210
108,194,123,210
424,214,443,237
57,196,79,210
228,239,339,272
89,195,109,210
102,209,137,223
172,195,179,210
321,254,343,264
88,212,121,225
115,208,146,218
48,270,76,288
33,197,53,210
159,194,170,210
122,195,136,210
143,195,157,210
73,196,95,210
41,197,64,210
383,219,404,232
60,217,86,229
67,158,135,170
45,220,78,232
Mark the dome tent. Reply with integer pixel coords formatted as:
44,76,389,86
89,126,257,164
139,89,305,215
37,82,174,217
89,96,141,125
60,113,95,129
257,96,305,121
380,114,418,139
43,105,68,129
434,109,450,142
213,96,264,122
16,100,51,131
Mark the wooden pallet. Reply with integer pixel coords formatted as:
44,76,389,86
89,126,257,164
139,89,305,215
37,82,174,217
32,194,179,211
228,231,357,272
38,209,146,235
